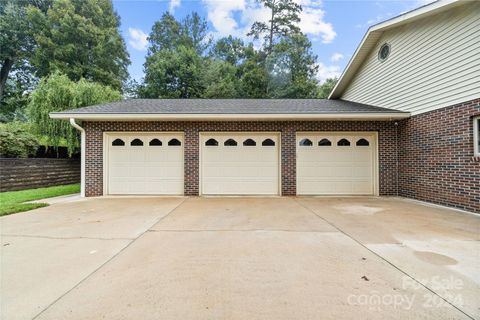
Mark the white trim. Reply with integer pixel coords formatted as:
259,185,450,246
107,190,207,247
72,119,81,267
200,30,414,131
199,132,282,196
50,112,410,121
102,131,185,196
295,131,379,196
329,0,464,99
69,119,85,197
474,116,480,157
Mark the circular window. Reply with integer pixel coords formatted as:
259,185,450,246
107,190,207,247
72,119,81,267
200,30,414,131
378,43,390,62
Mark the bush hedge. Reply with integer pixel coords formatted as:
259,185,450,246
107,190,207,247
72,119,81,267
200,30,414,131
0,122,39,158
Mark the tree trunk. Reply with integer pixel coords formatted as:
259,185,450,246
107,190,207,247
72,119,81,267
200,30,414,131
268,5,275,54
0,58,14,102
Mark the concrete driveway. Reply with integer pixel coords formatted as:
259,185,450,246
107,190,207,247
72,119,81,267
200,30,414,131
1,196,478,320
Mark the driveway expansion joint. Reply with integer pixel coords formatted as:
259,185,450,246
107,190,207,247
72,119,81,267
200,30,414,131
147,229,340,233
293,198,476,320
1,234,134,241
30,197,188,320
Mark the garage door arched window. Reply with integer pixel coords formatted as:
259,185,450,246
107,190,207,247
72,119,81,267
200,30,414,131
243,138,256,146
224,139,237,146
149,139,162,146
337,138,351,146
299,138,313,146
168,138,182,146
318,138,332,146
205,138,218,146
112,138,125,146
262,139,275,146
356,138,370,146
130,138,144,146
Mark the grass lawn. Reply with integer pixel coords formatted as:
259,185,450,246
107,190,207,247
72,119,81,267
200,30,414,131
0,184,80,217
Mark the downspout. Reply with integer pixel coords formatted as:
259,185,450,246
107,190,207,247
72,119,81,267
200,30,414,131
70,118,85,197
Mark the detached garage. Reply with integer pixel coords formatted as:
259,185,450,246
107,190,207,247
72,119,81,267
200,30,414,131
49,99,410,197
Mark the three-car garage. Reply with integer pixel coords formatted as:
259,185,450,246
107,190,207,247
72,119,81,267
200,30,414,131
103,131,377,196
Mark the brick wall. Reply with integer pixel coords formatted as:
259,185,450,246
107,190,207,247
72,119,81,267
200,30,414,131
398,99,480,213
83,121,398,197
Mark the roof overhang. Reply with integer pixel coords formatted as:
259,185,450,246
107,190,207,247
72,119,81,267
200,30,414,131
49,112,411,121
329,0,465,99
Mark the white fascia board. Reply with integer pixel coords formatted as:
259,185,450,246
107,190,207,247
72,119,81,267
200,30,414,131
50,113,411,121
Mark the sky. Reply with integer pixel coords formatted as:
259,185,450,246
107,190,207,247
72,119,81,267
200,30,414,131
112,0,433,83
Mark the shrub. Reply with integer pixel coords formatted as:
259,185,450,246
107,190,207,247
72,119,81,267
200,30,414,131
0,122,39,158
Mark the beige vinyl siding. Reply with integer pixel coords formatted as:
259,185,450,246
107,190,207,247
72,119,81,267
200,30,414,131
341,2,480,115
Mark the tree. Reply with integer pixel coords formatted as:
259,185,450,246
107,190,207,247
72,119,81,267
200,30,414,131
237,45,268,98
182,12,211,55
141,46,204,98
147,12,210,55
0,0,52,102
317,77,338,98
266,33,318,98
141,12,211,98
28,0,130,90
147,12,183,54
247,0,302,54
210,36,245,66
202,60,239,98
27,72,122,154
0,72,35,122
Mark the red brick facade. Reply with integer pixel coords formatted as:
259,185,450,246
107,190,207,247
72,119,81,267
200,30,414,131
398,99,480,213
83,121,398,197
82,100,479,213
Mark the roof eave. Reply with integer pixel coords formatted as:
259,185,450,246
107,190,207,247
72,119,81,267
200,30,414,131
328,0,464,100
49,112,411,121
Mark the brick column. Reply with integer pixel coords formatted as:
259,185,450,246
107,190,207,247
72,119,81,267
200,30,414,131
184,127,199,195
281,126,296,195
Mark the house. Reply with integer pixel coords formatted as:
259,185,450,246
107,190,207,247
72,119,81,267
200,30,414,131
50,0,479,213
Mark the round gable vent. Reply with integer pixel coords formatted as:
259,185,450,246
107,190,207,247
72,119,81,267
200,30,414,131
378,43,390,62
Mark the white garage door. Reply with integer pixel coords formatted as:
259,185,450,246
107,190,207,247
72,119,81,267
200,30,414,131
105,133,184,195
201,133,280,195
297,132,377,195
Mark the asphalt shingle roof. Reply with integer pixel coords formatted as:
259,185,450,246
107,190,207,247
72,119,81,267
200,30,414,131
52,99,405,115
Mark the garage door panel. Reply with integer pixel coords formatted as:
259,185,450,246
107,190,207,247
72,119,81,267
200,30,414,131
297,133,376,195
107,133,184,195
201,133,280,195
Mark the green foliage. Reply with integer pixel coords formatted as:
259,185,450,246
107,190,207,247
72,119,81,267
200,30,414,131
0,0,51,102
266,34,318,98
0,73,34,122
140,7,321,100
141,46,205,98
147,12,210,55
0,183,80,216
203,60,240,98
210,36,245,66
147,12,183,53
317,78,338,98
237,46,268,98
28,0,130,90
182,12,212,55
0,122,39,158
142,12,213,98
27,72,122,154
247,0,302,53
